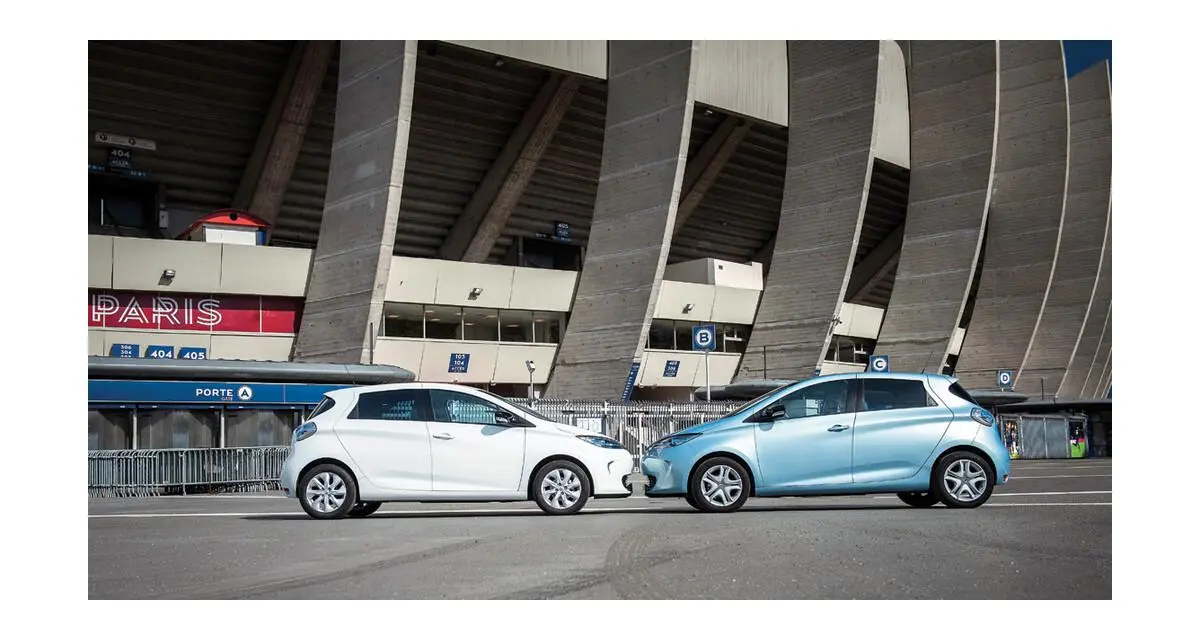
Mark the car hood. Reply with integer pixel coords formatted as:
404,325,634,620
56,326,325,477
543,420,604,437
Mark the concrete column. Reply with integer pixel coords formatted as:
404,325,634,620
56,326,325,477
740,41,882,380
954,41,1070,389
1016,63,1111,395
293,41,418,363
874,41,1000,373
1062,225,1112,398
546,41,699,400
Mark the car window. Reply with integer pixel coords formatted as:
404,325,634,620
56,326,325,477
473,387,553,423
720,385,791,419
429,390,507,426
860,379,935,412
306,396,336,421
776,380,851,418
947,382,978,405
350,389,424,421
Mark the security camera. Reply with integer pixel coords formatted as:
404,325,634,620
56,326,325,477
525,359,536,372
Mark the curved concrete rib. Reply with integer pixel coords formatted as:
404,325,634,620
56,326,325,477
1017,62,1111,395
954,41,1069,389
740,41,883,380
546,41,698,399
1060,219,1112,398
873,41,1000,373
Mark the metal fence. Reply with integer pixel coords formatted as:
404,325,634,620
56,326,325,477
997,414,1072,459
89,446,290,498
88,399,742,498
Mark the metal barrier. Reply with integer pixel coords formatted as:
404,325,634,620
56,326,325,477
509,399,742,462
89,446,290,498
88,399,744,497
997,414,1072,459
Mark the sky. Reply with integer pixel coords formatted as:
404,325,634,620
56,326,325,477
1062,40,1112,78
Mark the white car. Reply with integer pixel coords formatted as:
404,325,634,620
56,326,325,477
279,382,635,518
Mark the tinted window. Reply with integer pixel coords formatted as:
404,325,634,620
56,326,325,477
776,380,851,418
430,390,506,426
948,382,978,405
860,379,934,412
307,396,336,421
351,390,424,421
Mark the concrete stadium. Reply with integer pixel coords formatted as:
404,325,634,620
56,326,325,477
87,40,1111,451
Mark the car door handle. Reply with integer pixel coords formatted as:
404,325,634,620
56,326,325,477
432,433,454,440
828,424,850,432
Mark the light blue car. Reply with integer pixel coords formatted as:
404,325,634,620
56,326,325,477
642,372,1011,512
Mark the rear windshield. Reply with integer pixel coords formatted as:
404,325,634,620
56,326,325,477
947,383,978,405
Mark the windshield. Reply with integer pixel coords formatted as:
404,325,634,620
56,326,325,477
475,388,557,423
718,384,791,419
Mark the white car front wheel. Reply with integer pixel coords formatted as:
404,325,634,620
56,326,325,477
533,460,591,515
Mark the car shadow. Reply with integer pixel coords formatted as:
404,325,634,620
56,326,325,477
241,501,913,521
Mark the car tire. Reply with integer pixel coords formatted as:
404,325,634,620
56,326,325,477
684,493,701,510
688,457,751,514
897,492,940,508
932,451,995,509
298,463,359,520
533,460,591,515
347,501,382,518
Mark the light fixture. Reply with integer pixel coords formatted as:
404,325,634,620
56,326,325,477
162,269,176,279
683,303,694,313
469,287,483,300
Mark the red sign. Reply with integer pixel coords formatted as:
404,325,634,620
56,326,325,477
89,290,302,334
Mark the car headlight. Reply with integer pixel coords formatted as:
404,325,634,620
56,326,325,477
294,422,318,442
577,435,624,449
653,432,703,449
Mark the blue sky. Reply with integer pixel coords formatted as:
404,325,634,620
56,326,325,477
1063,40,1112,77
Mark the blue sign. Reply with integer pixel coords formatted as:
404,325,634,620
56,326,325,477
178,347,208,360
110,343,139,358
554,221,571,240
449,353,470,374
869,355,889,373
621,362,641,401
692,324,717,352
996,369,1014,390
664,360,680,378
145,345,175,359
88,380,349,405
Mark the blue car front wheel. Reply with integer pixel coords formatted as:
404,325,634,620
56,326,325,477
688,457,751,514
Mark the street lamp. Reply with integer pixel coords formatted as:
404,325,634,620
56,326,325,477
525,359,536,401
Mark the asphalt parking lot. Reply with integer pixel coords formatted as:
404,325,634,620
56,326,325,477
88,459,1111,599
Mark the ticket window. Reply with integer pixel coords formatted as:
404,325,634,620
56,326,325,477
225,410,302,447
136,409,219,449
89,409,133,450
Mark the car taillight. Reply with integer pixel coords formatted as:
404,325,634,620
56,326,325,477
970,407,994,427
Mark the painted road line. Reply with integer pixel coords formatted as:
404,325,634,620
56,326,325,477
875,490,1111,499
88,501,1112,519
993,490,1111,497
1008,470,1108,475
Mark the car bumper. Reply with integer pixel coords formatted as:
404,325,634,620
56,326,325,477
279,450,299,498
641,455,688,496
592,453,635,498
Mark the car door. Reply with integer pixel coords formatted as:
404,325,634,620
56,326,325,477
753,378,855,489
426,389,527,493
334,389,432,492
850,377,955,483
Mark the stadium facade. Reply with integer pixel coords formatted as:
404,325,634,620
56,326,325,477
88,40,1112,412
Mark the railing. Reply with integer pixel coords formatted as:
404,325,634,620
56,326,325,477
509,398,742,461
89,446,290,498
87,399,744,498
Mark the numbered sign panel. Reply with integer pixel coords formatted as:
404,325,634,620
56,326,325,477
145,345,175,359
178,347,208,360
